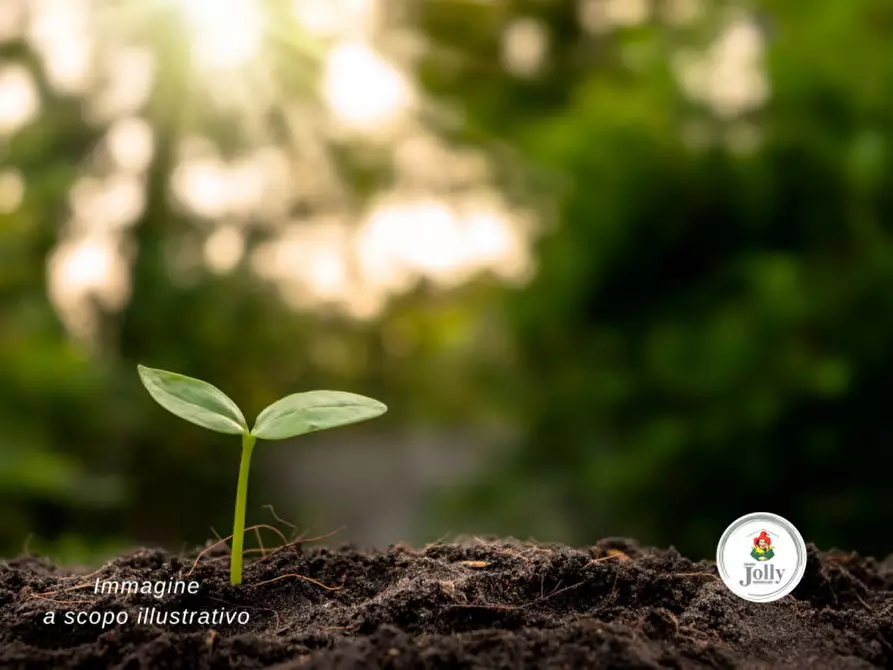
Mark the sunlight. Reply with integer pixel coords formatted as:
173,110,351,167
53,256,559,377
54,237,114,291
69,174,146,233
167,0,263,70
27,0,92,94
171,146,291,220
502,18,549,77
47,233,132,339
171,159,229,218
0,0,24,43
0,169,24,214
673,13,767,119
106,117,155,173
292,0,377,38
663,0,704,25
371,202,466,279
22,0,539,331
309,250,348,298
605,0,650,26
0,64,40,135
323,40,413,132
356,197,532,289
204,225,245,274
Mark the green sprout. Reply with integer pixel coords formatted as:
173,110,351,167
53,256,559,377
137,364,387,585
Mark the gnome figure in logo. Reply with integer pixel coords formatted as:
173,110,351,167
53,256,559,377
750,531,775,561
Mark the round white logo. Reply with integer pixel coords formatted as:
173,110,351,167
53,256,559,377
716,512,807,603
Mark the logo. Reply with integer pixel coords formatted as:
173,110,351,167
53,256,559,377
716,512,807,603
750,530,775,561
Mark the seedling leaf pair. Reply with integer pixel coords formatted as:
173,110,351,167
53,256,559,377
136,364,387,584
137,365,386,440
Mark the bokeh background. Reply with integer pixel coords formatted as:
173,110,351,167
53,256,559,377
1,0,892,565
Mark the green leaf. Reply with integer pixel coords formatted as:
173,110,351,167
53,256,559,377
251,391,387,440
137,365,248,435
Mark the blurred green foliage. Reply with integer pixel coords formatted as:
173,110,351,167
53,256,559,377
422,0,893,557
1,0,893,562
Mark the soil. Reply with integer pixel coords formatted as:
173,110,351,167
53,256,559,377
1,537,892,669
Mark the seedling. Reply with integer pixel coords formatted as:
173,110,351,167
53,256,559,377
137,364,387,585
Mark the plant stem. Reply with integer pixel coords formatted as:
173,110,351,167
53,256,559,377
230,433,256,585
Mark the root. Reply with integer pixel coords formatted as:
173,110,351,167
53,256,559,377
24,518,347,609
29,592,94,605
29,579,106,600
262,504,298,534
471,537,532,565
423,531,453,549
583,553,626,568
254,526,267,558
185,524,292,577
52,559,119,583
251,572,344,591
186,536,234,577
246,526,346,568
451,574,602,613
527,577,593,606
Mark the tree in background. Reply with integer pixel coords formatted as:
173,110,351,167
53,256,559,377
428,0,893,557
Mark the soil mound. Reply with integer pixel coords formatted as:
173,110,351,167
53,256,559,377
2,538,892,668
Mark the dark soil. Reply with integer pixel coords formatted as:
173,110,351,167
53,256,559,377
2,537,892,669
